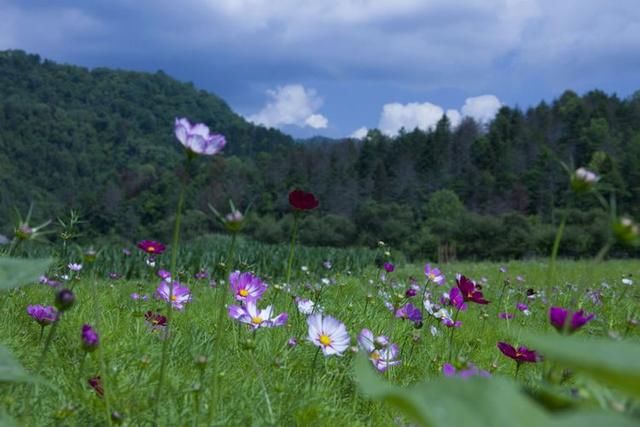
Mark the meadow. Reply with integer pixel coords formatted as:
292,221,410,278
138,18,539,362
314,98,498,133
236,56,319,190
2,118,640,427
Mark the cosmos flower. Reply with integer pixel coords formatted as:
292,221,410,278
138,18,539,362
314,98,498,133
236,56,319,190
446,287,467,311
497,342,539,364
443,363,490,378
174,117,226,156
383,262,395,273
227,301,288,329
26,305,58,326
442,318,462,328
194,270,208,280
498,312,514,320
296,297,320,315
357,329,400,372
424,264,445,286
144,311,168,335
229,271,267,302
549,306,595,333
81,324,99,352
288,189,319,210
137,240,166,255
395,303,423,324
570,167,599,193
307,313,350,356
130,293,148,301
68,263,82,272
157,269,171,281
155,281,192,310
456,275,490,305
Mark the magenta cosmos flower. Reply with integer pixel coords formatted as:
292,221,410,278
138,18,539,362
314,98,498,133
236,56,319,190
288,189,319,210
155,281,192,310
174,117,226,156
424,264,445,286
307,313,350,356
383,262,395,273
228,301,288,329
357,329,400,372
497,342,539,364
395,303,423,324
229,271,267,302
456,275,490,304
443,363,490,378
549,306,595,333
26,305,58,326
137,240,166,255
81,324,99,352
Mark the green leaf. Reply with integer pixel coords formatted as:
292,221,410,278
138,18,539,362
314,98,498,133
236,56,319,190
523,333,640,399
0,257,52,290
0,412,21,427
354,356,639,427
0,345,40,384
354,355,550,427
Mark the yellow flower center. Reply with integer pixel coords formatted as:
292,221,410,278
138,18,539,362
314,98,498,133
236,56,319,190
239,289,249,297
148,246,156,252
319,334,332,346
171,295,177,301
251,316,263,325
370,350,381,361
429,273,436,280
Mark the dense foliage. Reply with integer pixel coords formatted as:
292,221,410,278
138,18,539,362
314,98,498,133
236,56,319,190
2,50,639,260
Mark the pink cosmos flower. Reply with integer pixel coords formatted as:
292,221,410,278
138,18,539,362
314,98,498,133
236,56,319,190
137,240,166,255
497,342,540,364
549,306,595,333
357,329,400,372
229,271,267,302
175,118,226,156
227,301,288,329
155,281,192,310
307,313,350,356
456,274,490,304
424,264,445,285
26,305,58,326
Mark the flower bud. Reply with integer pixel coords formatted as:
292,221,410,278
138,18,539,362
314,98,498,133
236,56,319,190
570,167,599,193
55,289,75,312
613,217,639,247
81,324,99,352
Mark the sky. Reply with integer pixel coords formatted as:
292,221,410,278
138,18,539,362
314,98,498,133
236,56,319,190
1,0,639,138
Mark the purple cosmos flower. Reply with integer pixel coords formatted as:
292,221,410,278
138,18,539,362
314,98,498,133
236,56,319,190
322,260,332,270
122,248,132,256
443,363,490,378
108,272,121,280
357,329,400,372
383,262,395,273
307,313,350,356
26,305,58,326
55,289,75,311
499,266,507,273
229,271,267,302
175,117,226,156
228,301,288,329
516,303,528,312
549,306,595,333
395,303,423,324
497,342,539,364
456,275,490,304
442,318,462,328
130,293,148,301
39,275,61,287
157,269,171,281
137,240,166,255
499,312,514,320
287,337,298,347
446,287,468,311
81,324,99,352
194,270,208,280
155,281,192,310
424,264,445,286
405,287,417,298
68,263,82,272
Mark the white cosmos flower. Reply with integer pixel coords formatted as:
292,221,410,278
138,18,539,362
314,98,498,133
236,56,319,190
307,313,350,356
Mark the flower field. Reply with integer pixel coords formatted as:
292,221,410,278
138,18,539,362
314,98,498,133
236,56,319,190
1,118,639,426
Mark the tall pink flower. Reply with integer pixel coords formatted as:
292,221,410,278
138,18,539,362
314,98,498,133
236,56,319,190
155,281,191,310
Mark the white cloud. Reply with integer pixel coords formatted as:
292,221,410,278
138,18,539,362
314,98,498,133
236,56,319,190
247,84,329,129
350,127,368,139
461,95,502,123
378,95,501,136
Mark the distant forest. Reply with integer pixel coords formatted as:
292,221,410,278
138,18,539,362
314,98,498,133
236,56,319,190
1,50,639,260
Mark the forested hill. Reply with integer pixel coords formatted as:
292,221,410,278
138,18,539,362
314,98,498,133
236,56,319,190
1,49,639,260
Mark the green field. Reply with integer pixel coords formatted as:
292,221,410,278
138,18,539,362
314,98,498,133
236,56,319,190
2,256,638,426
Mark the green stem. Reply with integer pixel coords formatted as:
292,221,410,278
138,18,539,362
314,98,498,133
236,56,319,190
447,307,461,362
285,212,299,286
153,171,187,421
308,347,321,391
91,274,112,427
549,208,569,284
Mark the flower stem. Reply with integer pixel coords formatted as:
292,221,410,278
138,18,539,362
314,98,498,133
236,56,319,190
153,168,187,421
91,274,112,427
447,307,461,362
308,347,321,391
284,212,299,286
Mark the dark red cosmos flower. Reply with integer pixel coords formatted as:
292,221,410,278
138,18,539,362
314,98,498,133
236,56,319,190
456,275,490,304
288,189,319,210
497,342,540,364
137,240,166,255
144,311,168,328
88,376,104,397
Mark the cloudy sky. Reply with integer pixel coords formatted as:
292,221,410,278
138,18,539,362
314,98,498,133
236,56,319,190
2,0,639,138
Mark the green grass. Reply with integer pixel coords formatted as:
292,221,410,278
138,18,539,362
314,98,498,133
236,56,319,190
1,259,639,426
